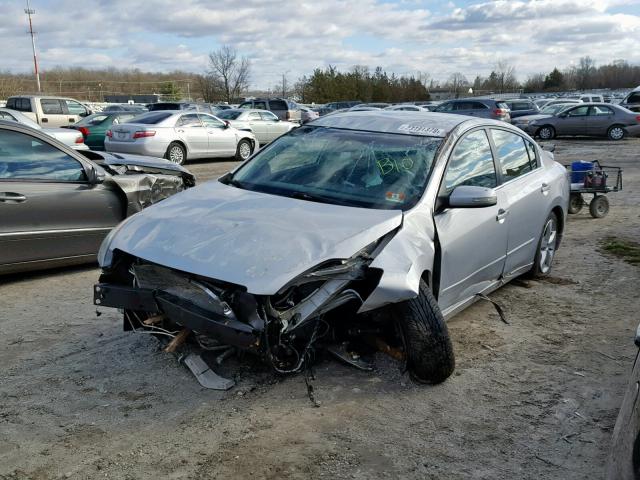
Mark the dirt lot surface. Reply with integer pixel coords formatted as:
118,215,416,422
1,138,639,479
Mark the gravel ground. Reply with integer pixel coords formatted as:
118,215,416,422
1,138,639,479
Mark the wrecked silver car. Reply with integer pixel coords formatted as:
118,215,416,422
94,111,569,384
0,120,194,275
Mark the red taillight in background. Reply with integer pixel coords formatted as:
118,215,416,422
494,108,507,116
74,135,84,144
78,126,90,137
106,129,113,138
635,115,640,123
132,130,156,139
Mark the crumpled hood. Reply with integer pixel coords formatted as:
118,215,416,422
97,152,191,175
102,181,403,294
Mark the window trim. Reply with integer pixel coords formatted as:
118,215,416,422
486,127,541,188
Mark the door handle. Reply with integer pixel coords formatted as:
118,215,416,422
41,118,48,123
541,183,550,194
68,118,74,122
496,208,509,223
176,129,184,133
0,192,27,203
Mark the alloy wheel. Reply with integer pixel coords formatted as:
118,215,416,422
169,146,184,164
609,126,624,140
239,142,251,160
539,217,557,274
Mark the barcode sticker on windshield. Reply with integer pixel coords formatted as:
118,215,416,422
386,192,406,203
398,124,445,136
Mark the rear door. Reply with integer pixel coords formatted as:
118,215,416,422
587,105,615,136
489,128,549,277
175,113,207,157
246,111,269,143
0,127,123,270
64,99,90,125
199,114,237,155
260,111,287,142
434,128,508,312
38,99,68,127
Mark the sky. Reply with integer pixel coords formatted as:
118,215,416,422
2,0,640,89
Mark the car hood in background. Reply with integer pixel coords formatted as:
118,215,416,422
102,181,403,294
513,114,553,123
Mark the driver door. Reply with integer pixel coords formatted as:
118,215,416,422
560,105,589,135
433,129,508,313
200,114,237,156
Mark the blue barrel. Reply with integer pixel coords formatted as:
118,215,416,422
571,161,593,183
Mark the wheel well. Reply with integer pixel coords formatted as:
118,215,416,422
552,205,565,245
168,140,187,154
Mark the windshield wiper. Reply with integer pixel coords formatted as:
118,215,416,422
289,191,360,207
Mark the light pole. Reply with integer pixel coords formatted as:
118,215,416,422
282,70,290,98
25,0,41,92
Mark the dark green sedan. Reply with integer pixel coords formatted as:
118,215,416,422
71,112,139,150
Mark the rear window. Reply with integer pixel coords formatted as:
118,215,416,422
470,102,488,110
626,93,640,104
511,102,532,111
149,103,180,111
77,114,109,126
269,100,288,110
496,102,509,110
129,112,173,124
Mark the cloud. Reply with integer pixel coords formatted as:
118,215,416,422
2,0,639,88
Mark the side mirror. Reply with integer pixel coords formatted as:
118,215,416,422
448,185,497,208
224,121,230,129
635,323,640,348
86,164,105,184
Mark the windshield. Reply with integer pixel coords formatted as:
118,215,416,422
216,110,243,120
76,113,110,126
229,126,442,210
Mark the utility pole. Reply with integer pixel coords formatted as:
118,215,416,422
25,0,41,92
281,70,290,98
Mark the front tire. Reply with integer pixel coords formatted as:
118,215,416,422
607,125,625,141
235,139,253,161
529,211,559,278
538,125,555,140
165,142,186,165
389,281,455,384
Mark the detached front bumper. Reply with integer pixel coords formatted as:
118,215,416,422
94,282,259,348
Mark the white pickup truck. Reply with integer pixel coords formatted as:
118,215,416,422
5,95,92,127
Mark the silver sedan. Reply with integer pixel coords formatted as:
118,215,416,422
95,111,569,385
215,109,295,145
105,111,258,164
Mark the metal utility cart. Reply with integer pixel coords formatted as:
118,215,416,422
566,160,623,218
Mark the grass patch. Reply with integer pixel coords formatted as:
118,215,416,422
600,237,640,265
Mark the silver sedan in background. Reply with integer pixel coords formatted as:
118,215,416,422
215,109,295,145
95,111,569,385
105,111,258,164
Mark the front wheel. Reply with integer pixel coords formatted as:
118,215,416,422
589,195,609,218
529,211,559,278
235,139,253,161
389,281,455,384
537,125,555,140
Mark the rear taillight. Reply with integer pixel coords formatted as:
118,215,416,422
494,108,507,116
635,115,640,122
106,129,113,138
78,126,90,137
75,135,84,144
132,130,156,139
286,111,291,120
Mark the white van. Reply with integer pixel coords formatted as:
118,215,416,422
5,95,92,127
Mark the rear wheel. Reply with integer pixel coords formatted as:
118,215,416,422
568,193,583,214
235,139,253,161
607,125,625,141
538,125,555,140
589,195,609,218
165,142,186,165
529,211,559,278
389,281,455,384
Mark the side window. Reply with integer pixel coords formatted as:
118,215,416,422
65,100,87,115
260,112,278,121
269,100,288,110
436,102,454,112
0,111,16,121
21,99,33,112
0,129,86,181
524,139,538,169
40,99,64,115
470,102,488,110
248,112,262,121
454,102,472,111
238,102,252,109
253,101,267,110
6,98,16,109
177,113,201,127
567,106,589,117
590,106,613,116
491,129,533,181
199,114,224,128
443,130,497,192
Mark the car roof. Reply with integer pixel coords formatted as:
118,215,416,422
312,111,482,138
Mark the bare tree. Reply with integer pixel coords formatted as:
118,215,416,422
207,45,251,103
494,61,518,93
446,72,469,98
576,56,596,90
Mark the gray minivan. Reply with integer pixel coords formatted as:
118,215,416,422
434,98,511,122
238,98,302,124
